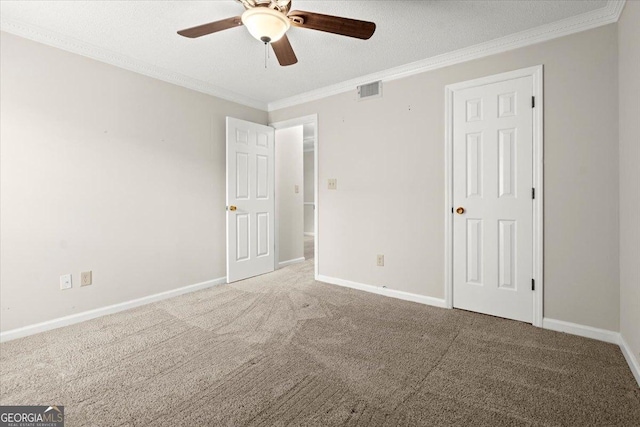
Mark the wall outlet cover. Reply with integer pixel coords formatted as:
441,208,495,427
377,255,384,267
81,271,92,286
328,178,337,190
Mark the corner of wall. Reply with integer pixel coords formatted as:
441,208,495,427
616,0,640,387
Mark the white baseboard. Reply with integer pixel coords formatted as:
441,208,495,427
316,275,447,308
0,277,227,343
304,232,315,237
542,318,639,387
278,257,305,268
2,274,637,388
542,318,619,344
619,335,640,387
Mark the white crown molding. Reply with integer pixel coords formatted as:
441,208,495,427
267,0,626,111
0,1,626,113
0,277,227,342
0,18,268,111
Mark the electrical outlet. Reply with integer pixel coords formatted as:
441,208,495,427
328,178,337,190
81,271,92,286
377,255,384,267
294,184,299,194
60,274,72,290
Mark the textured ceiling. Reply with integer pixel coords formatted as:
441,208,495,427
0,1,609,108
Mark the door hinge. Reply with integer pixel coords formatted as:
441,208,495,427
531,278,535,291
531,96,535,108
532,188,535,199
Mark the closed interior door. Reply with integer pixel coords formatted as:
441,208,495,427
226,117,275,283
452,76,534,323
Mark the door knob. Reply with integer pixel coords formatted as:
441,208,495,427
456,207,465,215
228,205,237,211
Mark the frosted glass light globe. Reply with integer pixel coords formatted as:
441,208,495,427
241,7,291,43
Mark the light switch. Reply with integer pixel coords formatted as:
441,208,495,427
60,274,72,290
328,179,337,190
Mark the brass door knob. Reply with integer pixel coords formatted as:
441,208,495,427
229,206,237,211
456,207,465,215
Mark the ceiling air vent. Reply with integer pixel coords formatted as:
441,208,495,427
357,81,382,101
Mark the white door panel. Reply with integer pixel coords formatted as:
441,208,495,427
227,117,275,283
453,76,534,323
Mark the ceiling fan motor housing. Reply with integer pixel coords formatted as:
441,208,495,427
238,0,292,14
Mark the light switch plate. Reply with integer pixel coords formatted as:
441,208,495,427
328,178,337,190
60,274,72,290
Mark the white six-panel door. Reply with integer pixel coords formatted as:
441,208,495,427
452,76,534,323
226,117,275,283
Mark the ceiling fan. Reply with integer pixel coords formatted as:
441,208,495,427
177,0,376,66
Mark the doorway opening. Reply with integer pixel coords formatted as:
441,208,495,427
303,123,315,262
271,114,319,279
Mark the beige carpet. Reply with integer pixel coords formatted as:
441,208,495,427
1,244,639,426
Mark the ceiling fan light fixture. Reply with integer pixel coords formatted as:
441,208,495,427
241,7,290,43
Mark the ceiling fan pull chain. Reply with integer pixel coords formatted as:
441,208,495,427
264,42,268,69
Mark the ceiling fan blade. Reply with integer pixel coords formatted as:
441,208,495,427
271,34,298,66
177,16,243,38
288,10,376,40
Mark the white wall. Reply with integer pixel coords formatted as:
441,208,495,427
304,150,315,235
0,19,630,340
0,32,267,332
275,126,304,263
618,1,640,370
269,24,621,331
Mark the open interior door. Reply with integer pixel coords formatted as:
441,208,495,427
226,117,275,283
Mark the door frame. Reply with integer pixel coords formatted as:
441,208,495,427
444,65,544,326
270,114,319,279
